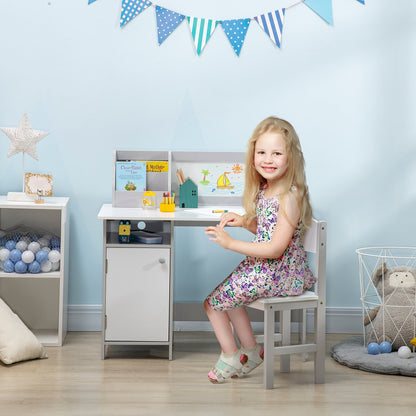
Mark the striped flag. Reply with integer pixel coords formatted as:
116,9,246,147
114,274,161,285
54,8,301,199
254,9,285,48
120,0,152,28
187,17,218,55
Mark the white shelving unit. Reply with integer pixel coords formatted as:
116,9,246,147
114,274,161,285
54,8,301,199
0,196,69,346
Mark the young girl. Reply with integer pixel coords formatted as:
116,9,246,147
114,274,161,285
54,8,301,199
204,116,315,384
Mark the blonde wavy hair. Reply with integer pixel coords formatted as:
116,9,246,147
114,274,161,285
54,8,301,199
242,116,312,229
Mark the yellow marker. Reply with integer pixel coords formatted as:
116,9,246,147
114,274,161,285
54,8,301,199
212,210,228,213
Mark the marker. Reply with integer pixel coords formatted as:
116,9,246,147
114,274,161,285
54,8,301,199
212,210,228,213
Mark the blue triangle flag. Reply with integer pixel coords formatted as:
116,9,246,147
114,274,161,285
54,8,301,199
304,0,333,25
120,0,152,28
156,6,185,45
88,0,97,4
221,19,250,56
254,10,285,48
356,0,365,4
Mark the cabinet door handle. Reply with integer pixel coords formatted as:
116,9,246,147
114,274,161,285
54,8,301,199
158,258,166,264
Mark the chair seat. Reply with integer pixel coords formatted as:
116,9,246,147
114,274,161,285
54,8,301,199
249,290,318,310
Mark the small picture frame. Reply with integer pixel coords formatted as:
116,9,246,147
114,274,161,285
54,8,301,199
25,173,53,198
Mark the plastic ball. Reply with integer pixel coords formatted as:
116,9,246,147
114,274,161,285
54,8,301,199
51,260,60,271
28,241,41,254
22,250,35,264
28,261,41,274
37,237,50,248
15,240,28,252
398,346,412,359
48,250,61,263
50,237,60,248
367,342,380,355
379,341,392,354
3,259,14,273
14,260,27,274
36,250,49,264
41,260,52,273
5,240,16,251
9,249,22,263
42,246,51,254
0,248,10,262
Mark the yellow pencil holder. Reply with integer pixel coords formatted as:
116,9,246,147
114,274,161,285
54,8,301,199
159,203,175,212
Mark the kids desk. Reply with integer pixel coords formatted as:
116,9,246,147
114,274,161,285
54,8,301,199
99,150,245,359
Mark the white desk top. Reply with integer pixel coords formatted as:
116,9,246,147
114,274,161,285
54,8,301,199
97,204,244,222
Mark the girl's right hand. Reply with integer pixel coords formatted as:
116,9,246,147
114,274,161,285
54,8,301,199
219,212,244,228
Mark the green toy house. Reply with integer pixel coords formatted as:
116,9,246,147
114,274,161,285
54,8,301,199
179,179,198,208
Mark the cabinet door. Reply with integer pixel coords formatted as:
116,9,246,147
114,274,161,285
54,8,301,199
105,247,170,342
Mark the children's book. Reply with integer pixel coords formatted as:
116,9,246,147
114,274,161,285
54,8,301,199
115,161,147,191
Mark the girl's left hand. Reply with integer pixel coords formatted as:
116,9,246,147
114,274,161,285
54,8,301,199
205,225,233,249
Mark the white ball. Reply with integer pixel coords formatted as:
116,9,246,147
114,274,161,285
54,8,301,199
28,241,41,254
51,260,60,271
48,250,61,263
37,237,50,248
21,250,35,264
42,246,51,253
398,346,412,359
16,240,28,252
42,233,53,240
41,260,52,273
0,248,10,262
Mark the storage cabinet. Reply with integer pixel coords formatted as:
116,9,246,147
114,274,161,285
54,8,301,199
0,196,69,346
102,218,173,359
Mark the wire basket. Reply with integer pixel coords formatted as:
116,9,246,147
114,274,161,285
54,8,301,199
356,247,416,350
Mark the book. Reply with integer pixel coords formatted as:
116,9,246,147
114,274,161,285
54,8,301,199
115,161,147,191
143,161,169,191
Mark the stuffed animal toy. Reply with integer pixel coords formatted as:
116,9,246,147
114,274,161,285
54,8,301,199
364,262,416,350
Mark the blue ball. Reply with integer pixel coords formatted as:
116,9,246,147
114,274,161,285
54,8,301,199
14,261,27,274
9,248,22,263
36,250,49,264
5,240,16,251
3,259,15,273
367,342,380,355
379,341,392,354
28,260,41,274
50,237,60,248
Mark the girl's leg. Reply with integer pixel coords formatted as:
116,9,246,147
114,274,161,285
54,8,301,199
203,299,238,353
226,306,257,350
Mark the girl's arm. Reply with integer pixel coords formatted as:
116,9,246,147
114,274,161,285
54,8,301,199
206,191,299,259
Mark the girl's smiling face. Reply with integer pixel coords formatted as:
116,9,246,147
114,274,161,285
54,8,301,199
254,131,289,189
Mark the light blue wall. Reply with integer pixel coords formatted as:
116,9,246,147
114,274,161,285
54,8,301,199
0,0,415,308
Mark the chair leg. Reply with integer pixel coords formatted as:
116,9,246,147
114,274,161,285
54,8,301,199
301,308,308,361
314,305,325,383
280,310,290,373
264,306,275,389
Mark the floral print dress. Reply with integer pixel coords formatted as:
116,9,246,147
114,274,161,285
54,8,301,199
206,189,315,311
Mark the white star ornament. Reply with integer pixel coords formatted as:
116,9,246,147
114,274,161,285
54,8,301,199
0,113,49,160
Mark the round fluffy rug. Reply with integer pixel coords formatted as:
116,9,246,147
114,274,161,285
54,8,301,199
331,336,416,376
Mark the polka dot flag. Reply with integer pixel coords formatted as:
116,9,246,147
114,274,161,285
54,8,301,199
254,9,285,48
187,17,218,56
155,6,185,45
220,19,250,56
120,0,152,28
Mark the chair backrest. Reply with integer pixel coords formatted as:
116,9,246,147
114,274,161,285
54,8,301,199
304,219,327,299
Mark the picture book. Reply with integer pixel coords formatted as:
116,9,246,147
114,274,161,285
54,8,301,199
115,161,147,191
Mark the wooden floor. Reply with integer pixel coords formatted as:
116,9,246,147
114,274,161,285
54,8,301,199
0,332,415,415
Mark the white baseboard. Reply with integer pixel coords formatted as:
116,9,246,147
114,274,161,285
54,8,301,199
68,304,363,334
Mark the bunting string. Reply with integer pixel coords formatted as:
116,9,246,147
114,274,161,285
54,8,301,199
88,0,365,56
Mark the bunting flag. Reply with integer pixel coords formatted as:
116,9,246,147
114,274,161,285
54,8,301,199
88,0,365,56
120,0,152,28
155,6,185,45
254,9,285,48
221,19,250,56
304,0,333,25
187,17,218,55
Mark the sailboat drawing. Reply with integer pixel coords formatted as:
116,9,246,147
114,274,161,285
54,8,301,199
217,172,234,190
